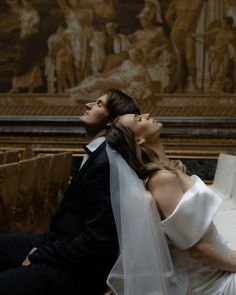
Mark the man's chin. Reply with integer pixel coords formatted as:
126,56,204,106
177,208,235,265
78,117,88,128
79,115,87,123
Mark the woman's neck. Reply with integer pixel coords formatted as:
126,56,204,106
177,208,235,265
146,139,167,162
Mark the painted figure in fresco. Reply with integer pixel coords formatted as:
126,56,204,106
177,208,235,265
147,49,174,93
102,22,130,73
89,29,106,74
8,0,42,93
224,0,236,92
165,0,206,92
44,0,119,93
45,26,76,93
45,32,58,93
80,0,118,22
19,0,39,38
78,0,119,66
92,0,118,21
69,47,152,100
193,16,235,92
139,0,163,25
128,9,168,65
224,0,236,23
58,0,93,82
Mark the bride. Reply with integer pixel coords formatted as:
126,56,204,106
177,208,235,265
106,113,236,295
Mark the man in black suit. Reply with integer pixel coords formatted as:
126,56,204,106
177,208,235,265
0,89,140,294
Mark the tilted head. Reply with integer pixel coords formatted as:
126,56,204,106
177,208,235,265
107,113,163,178
80,89,140,138
117,113,162,145
107,113,185,179
105,89,140,119
107,121,149,178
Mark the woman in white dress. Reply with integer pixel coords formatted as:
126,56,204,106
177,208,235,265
106,113,236,295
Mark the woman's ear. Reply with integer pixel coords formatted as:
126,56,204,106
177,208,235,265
106,116,119,128
136,137,146,145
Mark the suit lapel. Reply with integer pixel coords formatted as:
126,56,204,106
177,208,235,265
74,141,106,179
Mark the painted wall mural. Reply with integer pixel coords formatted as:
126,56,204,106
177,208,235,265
0,0,236,101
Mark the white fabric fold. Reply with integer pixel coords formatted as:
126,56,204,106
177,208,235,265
162,175,222,249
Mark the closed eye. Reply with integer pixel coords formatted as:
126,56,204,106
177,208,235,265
97,100,103,107
134,114,142,121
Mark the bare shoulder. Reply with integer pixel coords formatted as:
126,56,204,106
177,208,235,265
148,170,195,191
147,170,183,218
148,170,179,189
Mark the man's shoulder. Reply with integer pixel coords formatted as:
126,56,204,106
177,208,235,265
91,142,109,164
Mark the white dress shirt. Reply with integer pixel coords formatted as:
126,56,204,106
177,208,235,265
80,136,106,169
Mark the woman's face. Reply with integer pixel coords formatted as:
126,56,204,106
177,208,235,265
118,113,162,143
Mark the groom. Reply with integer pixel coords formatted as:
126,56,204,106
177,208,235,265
0,89,140,295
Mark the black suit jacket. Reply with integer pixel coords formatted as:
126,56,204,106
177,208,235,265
29,142,118,292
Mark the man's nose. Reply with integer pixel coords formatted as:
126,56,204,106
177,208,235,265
85,102,95,109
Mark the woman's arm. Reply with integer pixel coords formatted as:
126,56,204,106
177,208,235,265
189,240,236,272
149,171,236,272
148,172,236,272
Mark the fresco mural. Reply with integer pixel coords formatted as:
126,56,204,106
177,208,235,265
0,0,236,101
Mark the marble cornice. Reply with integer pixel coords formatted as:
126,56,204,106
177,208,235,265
0,116,235,138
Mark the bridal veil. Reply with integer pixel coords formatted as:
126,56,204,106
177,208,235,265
106,145,188,295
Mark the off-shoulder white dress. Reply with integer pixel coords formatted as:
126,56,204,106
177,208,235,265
161,175,236,294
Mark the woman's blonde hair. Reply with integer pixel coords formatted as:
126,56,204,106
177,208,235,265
107,122,185,180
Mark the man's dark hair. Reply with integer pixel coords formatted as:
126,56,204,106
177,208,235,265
106,89,140,118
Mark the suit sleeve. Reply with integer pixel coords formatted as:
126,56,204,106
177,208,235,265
29,161,117,268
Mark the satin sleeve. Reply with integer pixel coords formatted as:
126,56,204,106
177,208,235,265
161,175,221,249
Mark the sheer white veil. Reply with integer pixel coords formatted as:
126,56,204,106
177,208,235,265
106,145,188,295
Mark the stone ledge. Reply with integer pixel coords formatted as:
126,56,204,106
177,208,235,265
0,116,235,138
0,94,236,117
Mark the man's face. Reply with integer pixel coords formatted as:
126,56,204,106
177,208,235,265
80,94,110,133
